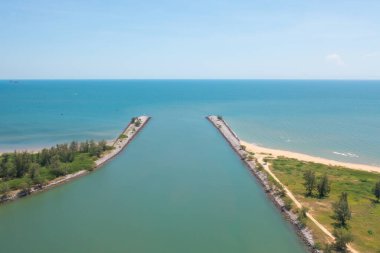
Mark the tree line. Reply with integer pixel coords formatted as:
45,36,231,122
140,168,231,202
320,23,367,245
0,140,111,198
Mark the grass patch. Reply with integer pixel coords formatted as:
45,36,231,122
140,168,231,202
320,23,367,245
270,157,380,252
68,153,95,172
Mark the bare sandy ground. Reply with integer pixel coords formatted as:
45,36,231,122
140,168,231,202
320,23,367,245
241,140,380,174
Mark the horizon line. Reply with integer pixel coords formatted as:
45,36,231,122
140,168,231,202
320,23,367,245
1,78,380,81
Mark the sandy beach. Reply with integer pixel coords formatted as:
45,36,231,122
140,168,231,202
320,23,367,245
241,140,380,174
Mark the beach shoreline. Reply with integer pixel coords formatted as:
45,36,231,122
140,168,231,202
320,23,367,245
240,141,380,174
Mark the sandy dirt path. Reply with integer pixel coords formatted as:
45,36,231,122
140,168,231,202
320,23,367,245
249,146,359,253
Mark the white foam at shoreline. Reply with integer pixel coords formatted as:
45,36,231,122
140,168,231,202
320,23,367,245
333,151,359,158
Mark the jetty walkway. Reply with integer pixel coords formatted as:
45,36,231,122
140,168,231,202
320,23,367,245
96,115,150,167
207,115,316,252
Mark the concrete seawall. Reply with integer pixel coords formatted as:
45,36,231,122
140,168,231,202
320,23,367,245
1,116,151,204
207,115,316,252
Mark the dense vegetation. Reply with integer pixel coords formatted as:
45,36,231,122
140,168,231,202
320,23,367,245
0,140,111,199
270,157,380,253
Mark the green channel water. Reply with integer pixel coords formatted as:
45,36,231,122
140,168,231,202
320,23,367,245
0,114,306,252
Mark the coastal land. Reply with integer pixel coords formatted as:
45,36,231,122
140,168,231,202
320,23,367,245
241,141,380,252
209,116,380,253
240,141,380,173
0,116,150,204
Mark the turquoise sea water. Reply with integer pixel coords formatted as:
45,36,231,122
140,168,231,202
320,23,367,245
0,80,379,252
1,80,380,165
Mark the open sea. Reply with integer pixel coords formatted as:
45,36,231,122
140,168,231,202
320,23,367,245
0,79,379,252
1,80,380,165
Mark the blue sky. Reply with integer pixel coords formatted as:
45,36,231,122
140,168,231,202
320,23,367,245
0,0,379,79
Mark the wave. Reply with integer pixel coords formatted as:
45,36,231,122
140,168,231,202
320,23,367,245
333,151,359,158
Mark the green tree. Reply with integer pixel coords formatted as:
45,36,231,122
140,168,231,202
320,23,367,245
5,159,17,179
0,153,9,177
333,228,353,252
28,162,45,186
333,192,351,227
0,139,110,194
69,141,78,152
29,162,40,180
0,153,15,179
373,181,380,203
79,141,90,153
56,143,74,163
50,155,66,176
14,151,31,178
303,170,316,196
38,148,51,166
98,140,108,151
89,140,101,157
317,174,331,198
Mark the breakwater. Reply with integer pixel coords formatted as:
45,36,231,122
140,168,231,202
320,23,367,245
207,115,316,252
1,115,151,204
95,116,151,167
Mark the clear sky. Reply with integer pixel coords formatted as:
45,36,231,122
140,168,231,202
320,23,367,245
0,0,379,79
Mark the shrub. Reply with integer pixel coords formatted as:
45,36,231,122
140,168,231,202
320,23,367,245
303,170,316,196
297,207,309,228
134,120,141,127
0,183,9,198
247,155,254,161
119,134,127,139
284,197,293,211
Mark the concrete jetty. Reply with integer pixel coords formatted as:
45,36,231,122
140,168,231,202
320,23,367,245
207,115,316,252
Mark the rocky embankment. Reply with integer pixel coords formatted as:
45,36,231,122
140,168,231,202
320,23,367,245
207,115,317,253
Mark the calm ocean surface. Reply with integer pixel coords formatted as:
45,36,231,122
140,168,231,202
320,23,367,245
0,80,379,252
1,80,380,165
